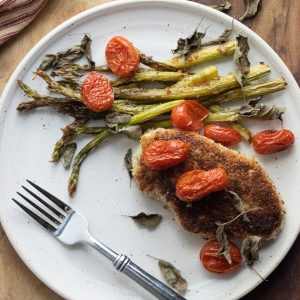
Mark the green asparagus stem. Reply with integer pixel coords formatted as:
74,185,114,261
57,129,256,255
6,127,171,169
114,64,271,101
139,52,179,72
164,40,236,69
68,130,112,196
35,70,81,100
200,78,287,106
57,103,105,119
170,66,219,89
141,119,173,130
63,125,106,135
231,123,253,143
17,80,44,100
205,111,241,122
129,100,184,125
111,70,187,87
17,99,80,111
112,101,157,115
51,119,87,162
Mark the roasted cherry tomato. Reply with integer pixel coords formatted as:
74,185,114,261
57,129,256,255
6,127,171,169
141,140,189,171
176,168,229,202
171,100,209,132
105,36,140,77
252,129,295,154
200,240,242,273
81,71,114,112
204,124,242,146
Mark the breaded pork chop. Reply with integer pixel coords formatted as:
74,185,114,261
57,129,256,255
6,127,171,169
132,129,285,240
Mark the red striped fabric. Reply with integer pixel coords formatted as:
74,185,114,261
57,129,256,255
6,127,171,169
0,0,48,46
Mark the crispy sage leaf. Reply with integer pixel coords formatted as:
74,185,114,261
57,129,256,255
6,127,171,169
210,1,232,12
241,236,262,265
105,112,131,128
239,0,262,22
202,27,233,47
237,102,286,120
172,24,207,57
227,190,250,222
124,148,133,179
119,125,143,140
158,259,188,293
216,222,232,264
39,34,95,71
128,213,162,229
63,142,77,169
233,35,250,87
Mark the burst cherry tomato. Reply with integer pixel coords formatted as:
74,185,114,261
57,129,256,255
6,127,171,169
171,100,209,132
200,240,242,273
81,71,114,112
141,140,189,171
252,129,295,154
204,124,242,146
105,36,140,77
176,168,229,202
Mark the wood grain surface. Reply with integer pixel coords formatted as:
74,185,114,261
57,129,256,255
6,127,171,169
0,0,299,299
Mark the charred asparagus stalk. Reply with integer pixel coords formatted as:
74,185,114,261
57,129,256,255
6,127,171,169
114,64,271,101
129,100,184,125
68,130,112,196
51,119,88,162
164,40,236,69
35,70,81,100
200,78,287,106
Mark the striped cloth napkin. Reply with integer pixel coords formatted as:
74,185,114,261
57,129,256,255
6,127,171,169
0,0,48,46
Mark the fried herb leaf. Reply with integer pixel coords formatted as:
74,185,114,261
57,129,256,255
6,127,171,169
119,125,143,140
63,142,77,169
158,259,188,293
39,34,95,71
216,222,232,264
210,1,232,12
172,24,207,57
227,190,250,222
239,0,262,22
128,213,162,229
241,236,262,265
105,112,131,128
202,27,233,47
233,35,250,87
124,148,133,179
237,101,286,120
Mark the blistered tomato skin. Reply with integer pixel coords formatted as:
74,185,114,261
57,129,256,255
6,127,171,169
105,36,140,77
200,240,242,273
141,140,190,171
204,124,242,146
253,129,295,154
81,72,114,112
176,168,229,202
171,100,209,132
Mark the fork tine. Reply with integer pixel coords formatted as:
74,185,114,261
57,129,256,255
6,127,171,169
17,192,61,225
22,186,65,219
12,199,57,232
26,180,71,212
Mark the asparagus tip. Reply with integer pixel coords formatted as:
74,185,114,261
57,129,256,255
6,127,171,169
68,178,77,197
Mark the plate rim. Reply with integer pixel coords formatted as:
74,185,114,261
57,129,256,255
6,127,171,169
0,0,299,299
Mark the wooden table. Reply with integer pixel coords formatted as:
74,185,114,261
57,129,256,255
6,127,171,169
0,0,299,299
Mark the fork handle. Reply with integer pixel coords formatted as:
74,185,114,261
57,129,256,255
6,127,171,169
120,257,187,300
86,236,186,299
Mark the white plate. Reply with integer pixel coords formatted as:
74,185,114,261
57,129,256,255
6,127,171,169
0,0,299,299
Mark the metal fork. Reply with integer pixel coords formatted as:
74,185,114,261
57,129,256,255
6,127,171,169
12,180,186,300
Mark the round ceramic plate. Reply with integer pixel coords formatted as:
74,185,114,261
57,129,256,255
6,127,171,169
0,0,299,299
